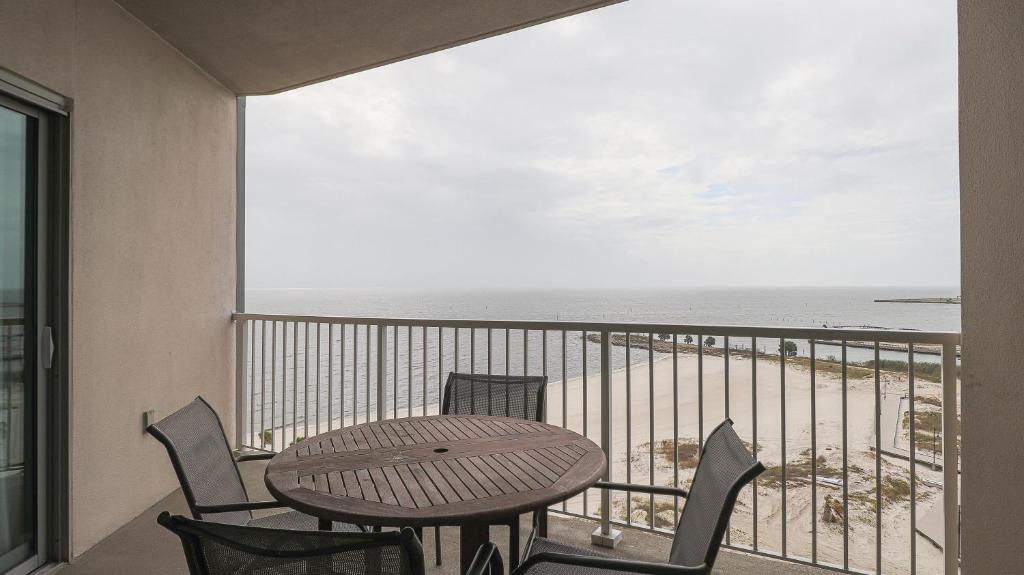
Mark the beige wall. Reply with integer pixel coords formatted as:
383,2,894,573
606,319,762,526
0,0,237,558
959,1,1024,573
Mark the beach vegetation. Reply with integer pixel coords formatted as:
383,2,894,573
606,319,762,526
759,453,844,489
635,438,700,470
623,496,679,530
290,436,306,446
704,336,716,347
880,475,911,505
262,429,273,446
657,333,671,341
854,358,954,383
779,341,798,356
683,335,693,344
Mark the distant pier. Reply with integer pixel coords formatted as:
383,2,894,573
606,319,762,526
812,339,960,357
874,296,961,304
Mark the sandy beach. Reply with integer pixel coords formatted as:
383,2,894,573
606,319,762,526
545,350,951,575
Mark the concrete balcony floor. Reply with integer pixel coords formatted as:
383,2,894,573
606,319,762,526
58,461,827,575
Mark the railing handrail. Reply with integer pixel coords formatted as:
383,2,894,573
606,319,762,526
232,311,961,345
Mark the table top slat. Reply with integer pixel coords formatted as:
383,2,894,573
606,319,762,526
421,460,462,503
409,463,448,506
528,447,570,473
435,418,470,440
381,465,416,509
327,471,346,497
368,467,398,506
492,452,545,490
352,429,372,451
439,458,488,500
341,470,362,500
513,450,562,484
394,464,432,508
355,469,380,502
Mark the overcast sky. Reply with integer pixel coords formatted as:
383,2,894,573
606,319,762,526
246,0,959,290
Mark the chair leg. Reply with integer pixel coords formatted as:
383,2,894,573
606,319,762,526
508,515,520,569
434,526,442,566
538,508,548,537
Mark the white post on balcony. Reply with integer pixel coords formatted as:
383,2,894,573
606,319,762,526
942,341,959,575
234,317,247,449
376,323,387,422
592,328,622,548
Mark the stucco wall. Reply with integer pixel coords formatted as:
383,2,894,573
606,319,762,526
958,1,1024,573
0,0,237,558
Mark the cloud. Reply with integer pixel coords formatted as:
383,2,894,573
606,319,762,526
245,0,959,289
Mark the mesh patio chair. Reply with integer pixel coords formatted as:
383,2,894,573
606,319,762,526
148,396,361,532
504,419,764,575
434,372,548,567
158,512,426,575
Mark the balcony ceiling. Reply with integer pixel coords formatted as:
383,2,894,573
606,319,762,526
115,0,623,95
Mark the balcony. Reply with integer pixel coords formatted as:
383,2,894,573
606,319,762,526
222,313,960,575
62,458,833,575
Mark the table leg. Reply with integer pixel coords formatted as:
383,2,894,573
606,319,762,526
507,516,520,569
318,518,332,531
460,521,490,574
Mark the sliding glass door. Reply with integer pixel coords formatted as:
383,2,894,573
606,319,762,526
0,97,44,575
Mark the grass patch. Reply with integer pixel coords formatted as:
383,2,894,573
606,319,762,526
634,439,700,470
623,495,679,530
855,359,952,383
902,410,943,433
880,476,911,505
759,453,844,489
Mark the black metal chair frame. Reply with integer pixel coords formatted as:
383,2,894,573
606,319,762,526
434,372,548,568
501,419,765,575
158,512,426,575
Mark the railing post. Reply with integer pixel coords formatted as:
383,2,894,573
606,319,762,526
376,323,387,422
592,329,622,548
234,317,247,449
942,341,959,575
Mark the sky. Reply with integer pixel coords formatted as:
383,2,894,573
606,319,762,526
245,0,959,290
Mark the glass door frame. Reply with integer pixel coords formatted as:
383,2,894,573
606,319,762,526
0,77,70,575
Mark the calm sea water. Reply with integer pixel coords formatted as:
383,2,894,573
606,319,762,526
247,286,960,332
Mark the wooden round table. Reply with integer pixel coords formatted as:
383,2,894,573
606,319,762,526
265,414,606,573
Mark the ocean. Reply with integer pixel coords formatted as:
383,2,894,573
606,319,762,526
247,286,960,332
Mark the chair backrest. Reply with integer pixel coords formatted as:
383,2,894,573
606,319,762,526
147,397,252,525
158,512,425,575
441,373,547,422
668,419,764,570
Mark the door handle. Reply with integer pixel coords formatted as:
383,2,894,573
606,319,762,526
42,326,55,369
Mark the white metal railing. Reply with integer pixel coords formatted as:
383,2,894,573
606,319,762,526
233,312,960,575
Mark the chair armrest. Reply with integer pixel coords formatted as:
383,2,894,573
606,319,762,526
466,542,504,575
515,552,708,575
193,500,284,514
595,481,688,498
235,447,277,462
